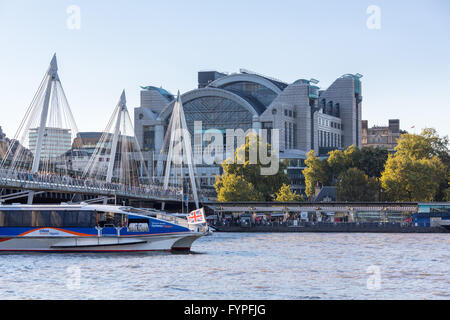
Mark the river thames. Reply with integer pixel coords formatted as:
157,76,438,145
0,232,449,300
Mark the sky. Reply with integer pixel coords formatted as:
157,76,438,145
0,0,449,139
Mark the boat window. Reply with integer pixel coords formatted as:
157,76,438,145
0,210,32,227
62,210,78,227
127,218,149,232
76,211,94,228
0,210,97,228
97,212,126,228
128,218,149,231
50,211,64,227
32,210,48,226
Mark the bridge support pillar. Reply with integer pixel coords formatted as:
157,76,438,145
27,191,35,205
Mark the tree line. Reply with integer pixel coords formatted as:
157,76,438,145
304,128,449,202
214,128,449,203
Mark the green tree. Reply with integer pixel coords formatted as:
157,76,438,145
380,128,449,202
445,186,450,202
381,154,446,202
215,133,289,201
215,173,263,202
327,146,388,179
274,183,304,202
336,168,380,202
303,150,330,199
395,128,449,162
359,147,389,178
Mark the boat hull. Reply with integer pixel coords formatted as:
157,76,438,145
0,232,204,253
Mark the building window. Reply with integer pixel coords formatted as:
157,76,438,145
289,123,293,148
262,122,273,145
293,124,297,148
143,126,155,152
285,122,288,148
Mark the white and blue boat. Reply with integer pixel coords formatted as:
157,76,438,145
0,204,207,253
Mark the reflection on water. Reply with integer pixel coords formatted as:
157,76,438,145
0,233,449,300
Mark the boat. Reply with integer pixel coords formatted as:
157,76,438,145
438,220,450,231
166,212,214,235
0,203,208,253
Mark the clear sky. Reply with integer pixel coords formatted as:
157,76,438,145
0,0,449,138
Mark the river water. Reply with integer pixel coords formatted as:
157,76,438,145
0,232,449,300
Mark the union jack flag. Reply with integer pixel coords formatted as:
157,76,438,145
187,208,205,225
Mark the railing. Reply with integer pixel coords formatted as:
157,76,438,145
212,220,419,229
0,168,185,201
119,206,191,229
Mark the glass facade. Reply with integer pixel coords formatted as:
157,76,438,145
143,125,155,152
183,96,254,135
219,81,278,110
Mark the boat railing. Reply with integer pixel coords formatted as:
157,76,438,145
119,207,190,229
156,213,190,228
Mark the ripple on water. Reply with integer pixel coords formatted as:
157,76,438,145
0,233,449,299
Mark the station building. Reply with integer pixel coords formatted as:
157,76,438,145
134,70,363,194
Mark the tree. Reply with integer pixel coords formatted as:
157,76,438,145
215,133,290,201
380,128,449,202
445,186,450,202
395,128,449,163
274,183,304,202
359,147,389,178
303,150,329,199
215,173,262,202
336,168,380,202
381,154,446,202
327,146,388,179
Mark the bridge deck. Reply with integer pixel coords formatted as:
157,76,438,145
0,177,182,202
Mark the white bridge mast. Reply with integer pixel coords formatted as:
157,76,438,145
162,92,200,209
27,54,59,205
106,90,126,184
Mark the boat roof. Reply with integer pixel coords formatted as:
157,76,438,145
0,203,159,219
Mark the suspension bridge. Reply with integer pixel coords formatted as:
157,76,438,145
0,55,201,210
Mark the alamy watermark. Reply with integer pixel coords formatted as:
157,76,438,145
366,5,381,30
66,265,82,290
67,5,81,30
366,265,382,290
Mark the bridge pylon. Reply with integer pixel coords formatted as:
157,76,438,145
158,92,200,210
81,90,151,204
0,54,82,204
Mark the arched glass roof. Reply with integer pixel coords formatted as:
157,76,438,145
219,81,277,112
182,96,254,135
